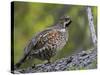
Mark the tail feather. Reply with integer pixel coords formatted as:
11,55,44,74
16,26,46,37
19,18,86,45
14,41,34,70
14,54,27,70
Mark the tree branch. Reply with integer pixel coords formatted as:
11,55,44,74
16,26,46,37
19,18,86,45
14,47,97,73
86,7,97,46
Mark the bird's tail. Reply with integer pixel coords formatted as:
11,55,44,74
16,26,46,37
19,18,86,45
14,54,28,70
14,41,34,70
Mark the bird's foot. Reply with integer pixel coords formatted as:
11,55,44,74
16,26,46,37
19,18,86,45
31,64,36,68
44,60,52,65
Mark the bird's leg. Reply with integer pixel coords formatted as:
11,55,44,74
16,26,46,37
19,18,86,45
47,59,51,64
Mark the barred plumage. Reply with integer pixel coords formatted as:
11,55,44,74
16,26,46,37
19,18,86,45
14,16,72,69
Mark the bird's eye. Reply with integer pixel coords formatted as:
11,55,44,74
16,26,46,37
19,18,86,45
65,18,69,21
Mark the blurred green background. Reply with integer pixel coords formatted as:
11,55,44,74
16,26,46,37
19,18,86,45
13,2,97,68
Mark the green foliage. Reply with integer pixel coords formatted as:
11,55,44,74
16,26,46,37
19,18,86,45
13,2,97,69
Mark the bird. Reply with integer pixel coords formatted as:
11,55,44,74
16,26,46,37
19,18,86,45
14,16,72,70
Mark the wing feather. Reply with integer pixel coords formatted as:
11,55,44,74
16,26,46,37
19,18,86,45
24,28,52,55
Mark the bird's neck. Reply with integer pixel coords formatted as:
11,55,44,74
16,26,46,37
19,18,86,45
58,27,68,33
59,28,66,32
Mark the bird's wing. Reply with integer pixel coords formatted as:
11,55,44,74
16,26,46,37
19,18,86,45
24,28,54,55
33,28,55,49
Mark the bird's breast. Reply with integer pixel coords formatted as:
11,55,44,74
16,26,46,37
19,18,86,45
46,30,68,51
